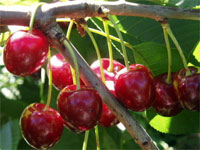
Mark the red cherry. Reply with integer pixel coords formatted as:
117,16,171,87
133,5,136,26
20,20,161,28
174,66,200,111
57,85,102,131
48,53,84,90
114,64,154,111
4,29,49,76
90,58,125,81
153,73,183,116
20,103,64,149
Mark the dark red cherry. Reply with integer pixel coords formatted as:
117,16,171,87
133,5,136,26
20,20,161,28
90,58,125,81
114,64,154,111
4,29,49,76
57,85,102,131
174,66,200,111
20,103,64,149
153,73,183,116
47,53,84,90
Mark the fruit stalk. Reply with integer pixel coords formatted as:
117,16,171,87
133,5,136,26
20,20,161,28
66,20,77,85
162,23,172,84
95,126,100,150
29,3,44,33
82,131,90,150
44,50,53,111
107,14,130,71
63,39,81,90
84,25,106,83
165,23,191,76
103,20,114,72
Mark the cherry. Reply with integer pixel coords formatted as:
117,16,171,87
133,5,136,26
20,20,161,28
114,64,154,111
153,73,183,116
91,58,123,127
47,53,84,90
4,29,49,76
20,103,64,149
57,85,102,131
174,66,200,111
90,58,125,81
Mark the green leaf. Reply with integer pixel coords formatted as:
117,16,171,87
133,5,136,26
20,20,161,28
0,119,22,150
0,94,26,119
133,42,183,76
165,0,200,8
146,108,200,134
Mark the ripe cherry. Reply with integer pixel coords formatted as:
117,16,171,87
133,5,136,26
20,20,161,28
20,103,64,149
90,58,125,81
47,53,84,90
4,29,49,76
115,64,154,111
153,73,183,116
174,66,200,111
57,85,102,131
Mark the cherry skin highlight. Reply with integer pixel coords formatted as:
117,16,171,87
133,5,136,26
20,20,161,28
20,103,64,149
153,73,183,116
4,29,49,76
174,66,200,111
114,64,154,111
57,85,102,132
90,58,125,81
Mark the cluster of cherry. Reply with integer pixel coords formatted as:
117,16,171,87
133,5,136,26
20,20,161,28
3,29,200,149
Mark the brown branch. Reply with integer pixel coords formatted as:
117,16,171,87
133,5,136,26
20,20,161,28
0,1,199,27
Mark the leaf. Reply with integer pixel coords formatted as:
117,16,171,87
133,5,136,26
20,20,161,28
146,108,200,134
0,94,26,119
165,0,200,8
133,42,183,76
0,119,22,150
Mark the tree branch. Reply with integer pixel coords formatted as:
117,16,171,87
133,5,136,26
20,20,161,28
0,1,199,27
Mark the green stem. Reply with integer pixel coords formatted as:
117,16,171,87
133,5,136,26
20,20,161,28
165,23,191,76
107,14,130,71
66,20,74,39
40,68,45,103
66,20,77,85
0,33,5,45
82,131,90,150
63,40,81,90
44,50,52,111
162,24,172,84
103,20,114,72
88,28,134,50
95,126,100,150
29,3,44,33
84,25,106,83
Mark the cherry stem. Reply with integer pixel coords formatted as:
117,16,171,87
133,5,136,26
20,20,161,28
44,50,52,111
84,25,106,83
29,3,44,33
63,39,81,90
82,131,90,150
103,20,114,72
66,20,77,85
40,68,45,103
94,126,100,150
107,14,130,71
162,24,172,84
88,27,133,50
165,23,191,76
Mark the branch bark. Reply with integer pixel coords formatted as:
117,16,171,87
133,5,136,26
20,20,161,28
0,1,199,26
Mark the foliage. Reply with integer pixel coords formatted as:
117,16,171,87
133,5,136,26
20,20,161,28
0,0,200,149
